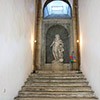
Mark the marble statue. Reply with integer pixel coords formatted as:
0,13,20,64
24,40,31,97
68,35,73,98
50,34,64,62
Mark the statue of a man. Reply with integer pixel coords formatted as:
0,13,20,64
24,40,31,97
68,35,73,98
50,34,64,62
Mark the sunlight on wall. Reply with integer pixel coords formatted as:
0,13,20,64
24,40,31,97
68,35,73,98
79,0,100,99
30,25,35,55
30,32,34,71
80,31,83,51
31,33,34,54
80,31,83,67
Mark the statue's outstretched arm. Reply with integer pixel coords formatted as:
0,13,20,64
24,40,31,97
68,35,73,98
50,41,54,47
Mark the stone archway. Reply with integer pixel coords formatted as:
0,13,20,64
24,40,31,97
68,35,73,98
34,0,80,71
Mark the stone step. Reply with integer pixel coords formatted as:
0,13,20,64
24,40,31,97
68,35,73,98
30,72,82,76
25,82,88,87
15,71,98,100
36,70,82,74
30,74,84,78
16,93,96,98
26,79,87,83
28,76,86,80
15,97,98,100
19,91,94,96
22,86,92,92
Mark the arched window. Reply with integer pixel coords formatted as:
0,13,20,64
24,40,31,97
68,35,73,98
43,0,72,19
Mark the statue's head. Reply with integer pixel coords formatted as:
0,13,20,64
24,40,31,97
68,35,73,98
55,34,60,39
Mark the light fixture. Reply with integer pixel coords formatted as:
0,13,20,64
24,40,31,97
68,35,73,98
34,40,37,43
77,40,80,43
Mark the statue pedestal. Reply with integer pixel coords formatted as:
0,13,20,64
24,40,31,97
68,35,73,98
52,61,64,72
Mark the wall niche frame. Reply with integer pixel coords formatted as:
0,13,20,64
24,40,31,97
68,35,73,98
41,19,74,70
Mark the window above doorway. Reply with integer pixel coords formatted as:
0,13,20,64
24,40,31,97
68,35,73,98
43,0,72,19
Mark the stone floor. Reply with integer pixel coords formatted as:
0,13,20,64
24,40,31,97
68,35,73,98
15,70,98,100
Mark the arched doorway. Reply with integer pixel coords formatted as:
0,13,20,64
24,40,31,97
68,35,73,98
43,0,72,19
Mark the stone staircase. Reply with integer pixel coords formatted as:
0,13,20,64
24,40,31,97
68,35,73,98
15,70,98,100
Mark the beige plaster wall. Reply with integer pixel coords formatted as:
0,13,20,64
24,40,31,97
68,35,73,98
0,0,35,100
79,0,100,99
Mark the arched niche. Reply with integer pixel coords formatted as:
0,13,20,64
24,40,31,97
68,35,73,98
46,25,70,63
43,0,72,19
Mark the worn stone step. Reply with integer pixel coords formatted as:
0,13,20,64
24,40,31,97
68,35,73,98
16,93,96,98
30,73,84,77
28,76,86,80
25,82,88,87
26,79,87,83
15,97,98,100
19,91,94,96
29,75,85,79
22,86,92,92
15,71,98,100
36,70,82,74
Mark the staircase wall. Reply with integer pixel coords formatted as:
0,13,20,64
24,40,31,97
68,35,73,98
79,0,100,99
0,0,35,100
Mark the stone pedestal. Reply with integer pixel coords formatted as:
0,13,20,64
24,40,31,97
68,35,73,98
52,61,64,72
